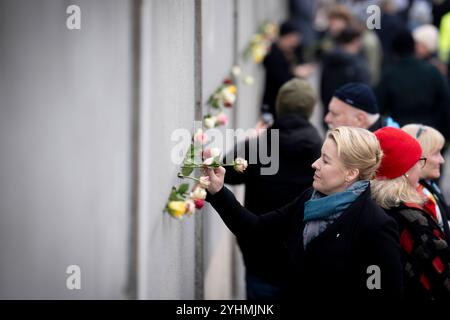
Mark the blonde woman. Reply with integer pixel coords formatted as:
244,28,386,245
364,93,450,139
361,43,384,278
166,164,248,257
205,127,402,303
402,124,450,244
372,127,450,302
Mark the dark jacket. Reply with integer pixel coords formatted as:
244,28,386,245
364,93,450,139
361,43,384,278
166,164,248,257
320,48,371,120
262,44,295,117
386,204,450,302
420,179,450,245
376,56,450,140
224,115,321,285
206,185,403,302
375,13,405,69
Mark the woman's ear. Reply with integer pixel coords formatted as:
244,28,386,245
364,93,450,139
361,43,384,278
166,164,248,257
345,168,360,182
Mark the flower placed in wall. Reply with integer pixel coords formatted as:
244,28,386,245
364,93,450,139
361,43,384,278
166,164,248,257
208,79,237,109
167,201,187,219
216,112,228,126
243,22,278,64
194,199,205,209
184,199,196,216
194,128,208,144
231,65,242,77
243,75,255,86
221,83,237,107
203,113,228,128
191,186,207,201
203,115,217,129
165,183,191,219
166,153,249,219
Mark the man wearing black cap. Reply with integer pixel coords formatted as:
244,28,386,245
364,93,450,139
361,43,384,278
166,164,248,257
324,82,398,132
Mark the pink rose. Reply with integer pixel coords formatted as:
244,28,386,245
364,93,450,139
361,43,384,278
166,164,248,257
216,113,228,126
202,147,221,160
194,129,208,144
184,199,196,215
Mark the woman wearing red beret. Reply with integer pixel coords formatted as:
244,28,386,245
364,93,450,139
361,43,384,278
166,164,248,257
372,127,450,302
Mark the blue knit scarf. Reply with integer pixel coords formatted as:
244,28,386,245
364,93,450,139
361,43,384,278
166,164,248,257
303,180,369,248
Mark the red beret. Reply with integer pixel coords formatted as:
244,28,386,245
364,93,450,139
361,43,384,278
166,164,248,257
374,127,422,179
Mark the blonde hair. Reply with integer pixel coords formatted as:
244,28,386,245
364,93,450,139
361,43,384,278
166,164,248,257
327,126,382,180
371,176,425,209
401,124,445,156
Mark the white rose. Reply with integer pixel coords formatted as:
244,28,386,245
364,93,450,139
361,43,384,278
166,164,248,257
191,187,207,200
233,157,248,173
231,65,242,77
221,87,236,105
209,147,221,158
243,76,254,85
204,116,217,129
203,157,215,166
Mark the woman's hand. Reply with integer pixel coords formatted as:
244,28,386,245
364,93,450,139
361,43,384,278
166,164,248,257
205,166,226,195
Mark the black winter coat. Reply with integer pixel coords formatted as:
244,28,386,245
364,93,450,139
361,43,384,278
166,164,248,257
206,185,403,302
262,44,295,117
320,48,370,119
376,56,450,139
420,179,450,245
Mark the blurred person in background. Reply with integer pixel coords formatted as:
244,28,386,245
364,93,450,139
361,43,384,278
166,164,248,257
413,24,448,76
375,0,406,69
261,21,316,123
376,29,450,140
320,24,370,129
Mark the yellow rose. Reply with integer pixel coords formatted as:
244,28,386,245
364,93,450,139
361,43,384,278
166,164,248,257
252,46,266,63
252,34,263,43
228,85,237,95
168,201,186,219
221,86,237,105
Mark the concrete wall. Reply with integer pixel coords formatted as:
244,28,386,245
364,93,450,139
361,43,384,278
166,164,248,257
0,0,286,299
0,0,132,299
140,0,197,299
